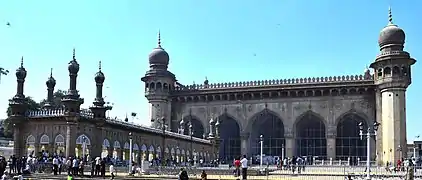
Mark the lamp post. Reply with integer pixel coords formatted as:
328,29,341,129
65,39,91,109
128,132,133,174
260,135,264,168
414,135,420,159
359,121,380,180
82,136,86,162
189,121,194,165
281,143,285,161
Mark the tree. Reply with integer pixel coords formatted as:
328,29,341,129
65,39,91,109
1,90,66,138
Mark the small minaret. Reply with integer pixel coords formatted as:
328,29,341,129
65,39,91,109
8,56,28,159
44,68,56,109
370,7,416,165
90,61,112,119
141,31,176,130
62,48,84,114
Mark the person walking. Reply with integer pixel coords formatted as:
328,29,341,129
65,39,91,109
240,155,248,180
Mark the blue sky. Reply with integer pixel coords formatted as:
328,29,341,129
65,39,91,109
0,0,420,141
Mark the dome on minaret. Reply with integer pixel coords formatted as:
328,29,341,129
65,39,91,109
148,31,169,67
15,56,27,79
46,68,56,88
68,48,80,74
378,7,405,48
95,61,105,83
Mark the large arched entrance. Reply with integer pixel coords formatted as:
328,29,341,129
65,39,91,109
218,114,241,162
183,116,205,139
336,113,367,160
295,112,326,158
249,110,285,160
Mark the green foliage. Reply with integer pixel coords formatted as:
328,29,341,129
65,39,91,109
1,90,66,138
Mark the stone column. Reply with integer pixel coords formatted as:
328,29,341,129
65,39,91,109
118,149,123,160
107,148,113,157
13,124,23,158
34,143,40,156
240,132,250,156
326,137,336,160
326,126,336,160
284,128,295,157
65,122,77,157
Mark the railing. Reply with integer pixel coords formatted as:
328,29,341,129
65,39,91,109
175,74,374,91
26,109,210,144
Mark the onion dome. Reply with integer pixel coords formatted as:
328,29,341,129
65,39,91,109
94,61,105,83
68,48,80,74
149,31,169,67
15,56,27,79
46,68,56,88
378,7,405,48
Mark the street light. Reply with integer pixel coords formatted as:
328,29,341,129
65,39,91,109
281,143,285,161
128,132,133,174
82,136,86,161
189,121,194,164
414,135,420,159
260,135,263,168
359,121,380,180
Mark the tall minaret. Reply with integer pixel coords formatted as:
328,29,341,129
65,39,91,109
370,7,416,164
44,68,56,109
62,48,84,114
8,56,28,159
141,31,176,130
90,61,112,119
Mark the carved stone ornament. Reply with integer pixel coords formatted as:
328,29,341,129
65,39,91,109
320,103,327,109
248,105,252,112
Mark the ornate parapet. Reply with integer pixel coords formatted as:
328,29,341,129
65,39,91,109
174,74,373,91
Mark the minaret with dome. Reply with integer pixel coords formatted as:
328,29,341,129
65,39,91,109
141,31,176,130
370,7,416,164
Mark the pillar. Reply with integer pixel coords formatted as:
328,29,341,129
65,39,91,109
326,136,336,160
240,132,249,156
285,137,295,157
65,122,77,157
118,149,123,160
107,148,113,157
13,124,24,158
34,143,40,156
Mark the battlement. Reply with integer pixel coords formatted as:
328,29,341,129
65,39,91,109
25,109,210,144
175,74,373,91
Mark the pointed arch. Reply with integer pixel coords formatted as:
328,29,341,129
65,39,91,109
133,143,139,151
295,110,327,157
148,145,154,152
141,144,147,152
155,146,161,153
336,112,369,160
217,112,241,161
103,139,110,148
335,110,370,127
183,114,205,138
165,147,169,153
54,134,65,145
113,141,121,149
26,135,35,145
245,108,284,133
76,134,91,145
124,142,130,149
171,148,175,155
181,149,185,155
176,148,180,155
247,108,285,157
40,134,50,144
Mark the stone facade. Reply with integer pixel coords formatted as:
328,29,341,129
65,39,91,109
7,54,213,164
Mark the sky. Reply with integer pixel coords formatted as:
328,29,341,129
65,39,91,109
0,0,420,141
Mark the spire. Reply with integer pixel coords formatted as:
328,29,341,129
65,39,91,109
72,48,76,61
157,30,162,48
20,56,23,68
50,68,53,77
99,60,102,72
388,6,394,25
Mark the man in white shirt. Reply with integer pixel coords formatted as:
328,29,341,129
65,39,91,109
52,157,59,175
240,155,248,180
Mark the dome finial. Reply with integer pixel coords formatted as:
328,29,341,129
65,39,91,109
50,68,53,77
99,60,102,72
72,48,76,61
20,56,23,68
388,6,394,25
157,30,162,48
